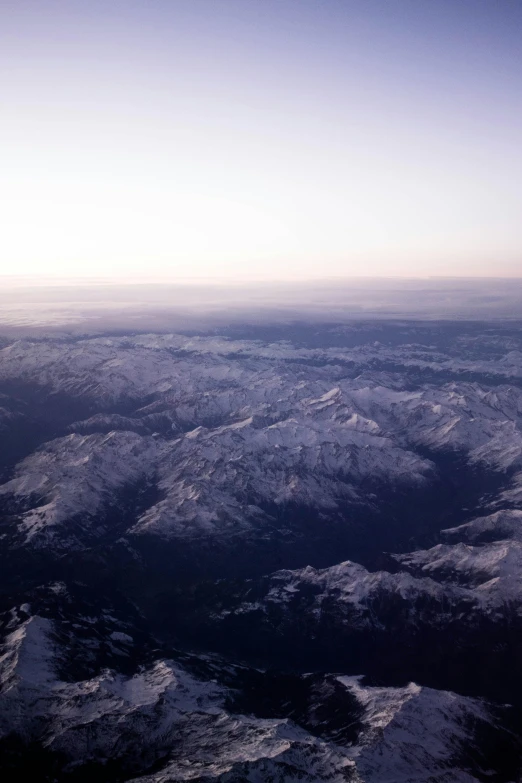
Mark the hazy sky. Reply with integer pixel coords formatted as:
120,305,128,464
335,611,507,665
2,0,522,280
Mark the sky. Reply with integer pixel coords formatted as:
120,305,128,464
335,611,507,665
1,0,522,281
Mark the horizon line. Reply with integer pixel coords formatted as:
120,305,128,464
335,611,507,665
2,274,522,287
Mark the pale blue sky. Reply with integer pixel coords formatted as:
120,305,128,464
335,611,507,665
1,1,522,279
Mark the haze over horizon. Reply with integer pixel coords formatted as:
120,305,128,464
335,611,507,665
2,0,522,282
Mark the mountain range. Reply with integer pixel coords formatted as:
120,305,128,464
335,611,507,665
1,320,522,781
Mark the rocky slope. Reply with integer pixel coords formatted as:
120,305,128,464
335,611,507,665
1,584,519,783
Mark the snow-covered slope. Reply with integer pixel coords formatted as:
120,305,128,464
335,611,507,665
1,591,516,783
214,558,490,630
3,335,522,549
391,507,522,605
0,431,163,547
2,330,522,405
131,413,432,540
2,334,522,468
442,509,522,544
339,676,509,783
395,540,522,600
0,416,432,549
